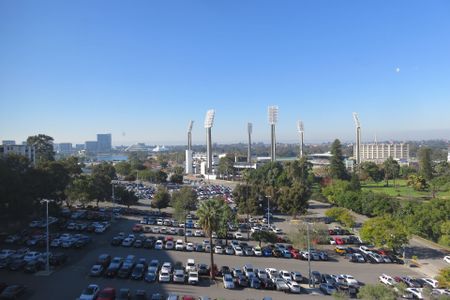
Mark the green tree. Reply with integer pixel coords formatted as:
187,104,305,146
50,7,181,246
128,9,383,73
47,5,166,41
360,215,410,251
289,223,329,248
65,176,96,207
170,173,183,184
216,200,237,245
278,182,311,217
329,139,348,180
383,157,400,187
325,207,355,228
438,220,450,247
115,161,132,176
115,185,139,208
251,231,278,247
91,162,116,206
360,162,384,183
399,165,416,179
196,199,223,280
171,187,198,241
407,174,429,191
418,147,433,180
436,267,450,288
218,155,235,180
151,186,171,212
27,134,55,162
357,283,397,300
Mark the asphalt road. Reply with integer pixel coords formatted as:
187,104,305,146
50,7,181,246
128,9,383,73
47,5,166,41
1,206,425,300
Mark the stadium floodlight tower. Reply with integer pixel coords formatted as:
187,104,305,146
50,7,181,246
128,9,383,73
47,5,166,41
185,120,194,174
268,106,279,162
247,122,253,164
297,120,304,158
204,109,215,174
353,112,361,165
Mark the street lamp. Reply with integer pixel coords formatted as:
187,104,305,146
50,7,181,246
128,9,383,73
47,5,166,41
111,180,119,221
305,222,313,288
41,199,54,275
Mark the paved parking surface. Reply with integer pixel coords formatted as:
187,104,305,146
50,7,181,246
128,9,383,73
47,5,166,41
1,204,425,300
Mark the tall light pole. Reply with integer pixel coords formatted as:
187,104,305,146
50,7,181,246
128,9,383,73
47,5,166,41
268,106,278,162
247,122,252,164
111,180,118,221
297,120,304,158
353,112,361,165
204,110,215,174
186,120,194,174
41,199,53,275
306,222,313,287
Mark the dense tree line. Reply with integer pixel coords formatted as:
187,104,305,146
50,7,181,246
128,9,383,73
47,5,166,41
321,140,450,247
233,157,314,218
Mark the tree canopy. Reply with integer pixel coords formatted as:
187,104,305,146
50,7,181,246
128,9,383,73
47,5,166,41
360,215,410,251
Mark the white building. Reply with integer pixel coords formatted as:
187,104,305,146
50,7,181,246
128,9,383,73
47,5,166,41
0,144,36,164
358,143,409,163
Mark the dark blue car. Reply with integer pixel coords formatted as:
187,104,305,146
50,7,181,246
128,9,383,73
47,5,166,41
262,247,272,257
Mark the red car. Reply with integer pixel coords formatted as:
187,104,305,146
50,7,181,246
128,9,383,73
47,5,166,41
132,224,143,233
334,237,345,245
182,296,195,300
290,249,301,259
97,287,116,300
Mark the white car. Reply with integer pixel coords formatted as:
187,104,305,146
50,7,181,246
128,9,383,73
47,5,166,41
265,268,278,280
339,274,358,286
253,247,262,256
223,274,235,289
234,232,244,240
406,288,423,299
194,230,204,237
256,269,268,279
379,274,395,286
185,243,194,251
368,252,384,263
152,227,160,233
154,240,163,250
121,237,134,247
0,249,16,259
214,246,224,254
175,240,184,251
444,256,450,264
159,270,171,282
79,284,99,300
161,262,172,272
173,269,185,283
234,246,244,256
185,259,196,272
23,251,42,262
286,279,301,293
421,278,439,288
279,270,291,281
291,271,303,283
188,271,199,285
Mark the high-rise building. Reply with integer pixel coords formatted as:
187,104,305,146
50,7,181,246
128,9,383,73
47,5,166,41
58,143,73,155
0,144,35,164
85,141,98,153
359,143,409,163
75,144,85,151
2,140,16,145
97,134,112,153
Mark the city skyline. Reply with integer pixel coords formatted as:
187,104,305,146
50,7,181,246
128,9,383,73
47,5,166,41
1,1,450,145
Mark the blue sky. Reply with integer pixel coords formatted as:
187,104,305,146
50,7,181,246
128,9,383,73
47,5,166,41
1,0,450,145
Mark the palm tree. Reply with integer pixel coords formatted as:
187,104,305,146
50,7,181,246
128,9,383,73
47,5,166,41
196,199,223,280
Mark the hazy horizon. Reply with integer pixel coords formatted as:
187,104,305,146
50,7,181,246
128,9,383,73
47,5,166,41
1,1,450,144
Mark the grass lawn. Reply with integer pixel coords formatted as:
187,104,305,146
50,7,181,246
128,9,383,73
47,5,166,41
361,178,450,200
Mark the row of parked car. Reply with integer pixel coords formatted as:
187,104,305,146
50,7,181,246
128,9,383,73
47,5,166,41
379,274,450,298
0,283,26,299
0,248,68,273
50,233,92,249
335,245,405,264
78,284,213,300
111,232,331,261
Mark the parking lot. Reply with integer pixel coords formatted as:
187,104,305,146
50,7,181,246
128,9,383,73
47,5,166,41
1,200,429,300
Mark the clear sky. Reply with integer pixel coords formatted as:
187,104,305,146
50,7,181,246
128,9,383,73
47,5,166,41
1,0,450,146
